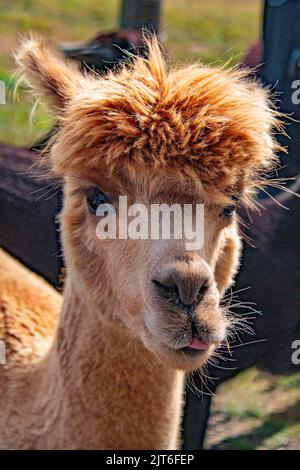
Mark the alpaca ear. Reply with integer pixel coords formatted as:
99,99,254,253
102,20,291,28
16,37,82,113
214,228,241,296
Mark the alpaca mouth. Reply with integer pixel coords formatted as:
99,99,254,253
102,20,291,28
187,321,211,350
188,335,210,350
178,334,211,356
176,323,223,355
143,309,222,361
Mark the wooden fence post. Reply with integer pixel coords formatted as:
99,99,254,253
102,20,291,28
120,0,161,33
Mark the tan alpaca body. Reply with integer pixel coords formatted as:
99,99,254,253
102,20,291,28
0,250,184,449
0,36,281,449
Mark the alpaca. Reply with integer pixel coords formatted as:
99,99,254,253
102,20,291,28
0,37,281,449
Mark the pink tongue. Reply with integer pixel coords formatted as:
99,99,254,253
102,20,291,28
189,336,209,350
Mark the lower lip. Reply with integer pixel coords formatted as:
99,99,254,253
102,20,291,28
188,336,209,351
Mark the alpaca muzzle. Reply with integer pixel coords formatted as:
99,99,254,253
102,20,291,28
151,256,214,308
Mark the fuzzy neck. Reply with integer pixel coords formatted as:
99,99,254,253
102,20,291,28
45,274,185,450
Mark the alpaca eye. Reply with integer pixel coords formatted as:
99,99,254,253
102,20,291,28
87,188,107,214
220,204,236,218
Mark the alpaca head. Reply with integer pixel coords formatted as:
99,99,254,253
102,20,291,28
17,37,281,371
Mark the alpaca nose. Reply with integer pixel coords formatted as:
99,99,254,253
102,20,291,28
152,260,213,308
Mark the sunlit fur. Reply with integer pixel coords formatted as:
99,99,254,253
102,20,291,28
0,36,281,449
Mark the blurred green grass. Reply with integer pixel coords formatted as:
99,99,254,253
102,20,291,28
0,0,262,146
205,369,300,450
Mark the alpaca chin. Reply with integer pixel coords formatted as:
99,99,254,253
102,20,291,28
143,336,215,372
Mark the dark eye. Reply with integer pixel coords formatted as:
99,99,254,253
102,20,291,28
87,188,107,214
220,204,236,218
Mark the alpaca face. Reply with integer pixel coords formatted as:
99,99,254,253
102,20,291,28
17,36,280,371
61,166,240,370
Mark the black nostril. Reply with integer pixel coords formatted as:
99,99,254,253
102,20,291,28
152,277,208,312
195,281,210,303
152,279,180,300
152,260,214,310
176,278,211,308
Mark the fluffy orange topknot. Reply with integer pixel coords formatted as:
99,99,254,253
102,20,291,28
17,36,282,196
